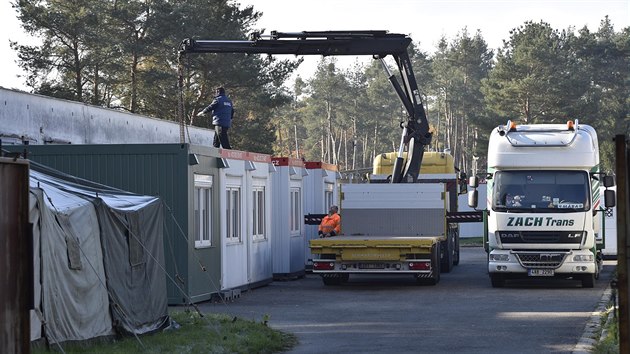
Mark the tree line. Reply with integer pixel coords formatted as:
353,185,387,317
11,0,629,174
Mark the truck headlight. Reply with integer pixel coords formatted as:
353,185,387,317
489,254,510,262
573,254,594,262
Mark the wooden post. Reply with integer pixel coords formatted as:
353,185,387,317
0,157,31,354
615,135,629,353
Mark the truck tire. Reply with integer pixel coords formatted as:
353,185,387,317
417,243,441,285
581,274,595,288
440,234,454,273
490,274,505,288
453,231,460,266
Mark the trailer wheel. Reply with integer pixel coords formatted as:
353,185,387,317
490,274,505,288
581,274,595,288
417,243,441,285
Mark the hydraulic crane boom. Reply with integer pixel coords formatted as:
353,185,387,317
179,30,432,183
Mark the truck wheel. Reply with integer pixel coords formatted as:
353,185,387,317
440,235,454,273
418,243,441,285
490,274,505,288
453,232,460,266
581,274,595,288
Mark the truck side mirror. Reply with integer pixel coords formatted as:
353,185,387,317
468,190,478,208
468,176,479,188
603,175,615,188
604,189,616,208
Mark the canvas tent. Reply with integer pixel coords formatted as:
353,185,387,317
28,163,169,344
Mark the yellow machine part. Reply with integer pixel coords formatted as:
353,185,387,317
372,151,455,175
310,236,437,260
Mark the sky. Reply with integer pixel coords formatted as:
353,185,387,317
1,0,628,91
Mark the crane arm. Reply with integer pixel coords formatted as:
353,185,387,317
179,30,432,182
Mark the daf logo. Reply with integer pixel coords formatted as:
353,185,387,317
567,233,581,238
540,254,555,261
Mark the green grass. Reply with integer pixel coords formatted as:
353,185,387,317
592,306,619,354
460,236,483,247
33,311,298,354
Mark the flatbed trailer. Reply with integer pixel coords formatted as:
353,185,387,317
310,182,451,285
310,236,441,285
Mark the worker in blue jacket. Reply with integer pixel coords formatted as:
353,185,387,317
197,86,234,149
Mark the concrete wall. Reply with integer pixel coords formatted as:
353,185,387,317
0,87,213,145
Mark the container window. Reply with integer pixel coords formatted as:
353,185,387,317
325,182,334,210
252,187,266,240
290,187,301,235
194,174,213,248
226,186,242,242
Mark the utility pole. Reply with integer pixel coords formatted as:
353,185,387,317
615,134,629,353
0,157,32,354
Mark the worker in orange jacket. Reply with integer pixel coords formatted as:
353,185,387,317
318,205,341,237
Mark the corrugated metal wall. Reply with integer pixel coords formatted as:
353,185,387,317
0,87,213,145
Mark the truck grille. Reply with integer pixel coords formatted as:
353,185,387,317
521,231,561,243
514,252,568,269
498,231,584,244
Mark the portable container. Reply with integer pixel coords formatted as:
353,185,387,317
270,157,307,279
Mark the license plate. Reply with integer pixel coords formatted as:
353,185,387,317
358,263,385,269
528,269,554,277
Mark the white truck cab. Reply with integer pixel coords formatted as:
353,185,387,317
470,120,615,288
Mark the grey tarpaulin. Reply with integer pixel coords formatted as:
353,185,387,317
28,163,169,343
93,196,169,334
29,179,114,343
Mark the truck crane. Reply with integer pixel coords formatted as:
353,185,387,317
180,30,463,285
179,30,432,184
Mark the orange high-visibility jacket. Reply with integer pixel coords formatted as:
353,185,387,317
319,213,341,235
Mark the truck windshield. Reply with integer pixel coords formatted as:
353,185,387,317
492,170,590,212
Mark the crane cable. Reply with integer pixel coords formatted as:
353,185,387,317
176,53,193,144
